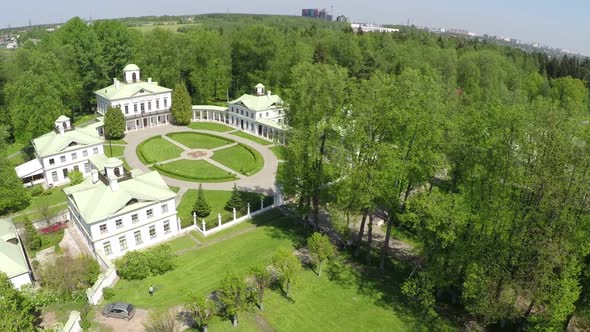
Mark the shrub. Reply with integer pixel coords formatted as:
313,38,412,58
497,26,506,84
23,217,42,251
102,287,114,301
116,244,176,280
29,185,44,196
39,255,100,301
79,304,91,330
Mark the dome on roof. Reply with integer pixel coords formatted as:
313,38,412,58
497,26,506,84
105,157,123,168
255,83,265,88
123,64,140,71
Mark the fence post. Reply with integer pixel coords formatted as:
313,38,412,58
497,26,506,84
261,197,264,210
193,212,196,227
247,203,251,217
218,213,222,227
202,220,206,233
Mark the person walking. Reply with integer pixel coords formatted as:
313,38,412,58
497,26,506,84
149,285,154,296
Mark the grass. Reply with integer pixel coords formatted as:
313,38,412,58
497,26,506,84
269,145,286,160
5,185,69,222
153,160,237,183
169,186,181,193
3,141,27,156
73,114,98,127
42,300,87,326
188,122,234,132
12,205,67,224
36,229,65,253
166,235,198,252
166,132,233,150
104,145,125,158
210,144,264,176
111,211,454,331
106,138,127,145
136,136,184,164
8,151,29,166
176,189,270,228
231,131,273,146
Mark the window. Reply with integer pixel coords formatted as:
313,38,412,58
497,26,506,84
114,167,121,177
163,220,171,233
164,99,168,108
99,224,107,234
71,152,77,160
134,104,138,113
134,231,142,245
115,219,123,229
161,204,168,213
103,241,112,255
131,214,138,223
246,111,249,117
60,155,66,163
124,105,129,114
73,165,79,172
84,163,91,173
156,99,160,109
148,101,152,110
146,209,153,218
49,158,55,165
93,147,99,154
149,225,156,239
82,150,88,157
62,168,68,178
240,109,243,115
141,103,145,112
266,112,269,117
51,171,58,182
119,236,128,250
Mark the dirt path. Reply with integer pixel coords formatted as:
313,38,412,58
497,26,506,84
93,307,148,331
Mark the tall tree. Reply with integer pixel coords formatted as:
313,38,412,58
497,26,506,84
0,272,37,332
271,248,301,297
193,184,211,219
0,157,30,214
171,82,192,125
218,271,247,327
307,232,335,277
225,183,243,212
249,265,272,310
103,106,125,139
185,293,215,332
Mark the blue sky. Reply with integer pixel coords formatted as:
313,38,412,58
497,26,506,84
2,0,588,55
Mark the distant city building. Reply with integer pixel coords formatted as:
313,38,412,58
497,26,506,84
350,23,399,33
302,8,333,21
336,15,349,23
446,28,471,36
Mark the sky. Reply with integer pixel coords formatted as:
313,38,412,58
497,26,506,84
2,0,588,55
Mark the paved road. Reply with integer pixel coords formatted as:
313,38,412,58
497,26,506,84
123,124,279,195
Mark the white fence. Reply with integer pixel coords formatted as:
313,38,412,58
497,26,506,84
192,204,276,237
86,251,118,305
61,311,81,332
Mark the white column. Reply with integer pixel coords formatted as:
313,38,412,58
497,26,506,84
261,197,264,210
193,212,196,227
202,220,206,232
218,213,222,227
233,208,236,221
247,203,251,217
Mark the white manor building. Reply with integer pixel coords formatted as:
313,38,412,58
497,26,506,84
96,64,287,143
193,83,287,144
15,116,105,187
64,155,180,258
95,64,173,132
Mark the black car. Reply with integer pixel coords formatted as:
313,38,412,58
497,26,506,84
102,302,136,320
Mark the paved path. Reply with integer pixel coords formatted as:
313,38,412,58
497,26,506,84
123,124,279,194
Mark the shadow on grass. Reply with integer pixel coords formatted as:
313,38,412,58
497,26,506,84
254,209,458,331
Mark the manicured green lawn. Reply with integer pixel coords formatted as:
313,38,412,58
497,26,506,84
111,211,452,331
169,186,181,193
176,189,269,228
106,138,127,145
166,132,233,149
270,145,286,160
153,160,237,183
73,114,98,127
7,185,69,221
137,136,184,164
12,205,67,224
211,144,264,176
35,229,65,254
231,131,274,146
166,235,198,253
188,122,234,132
104,145,125,158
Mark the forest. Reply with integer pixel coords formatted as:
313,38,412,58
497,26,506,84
1,13,590,330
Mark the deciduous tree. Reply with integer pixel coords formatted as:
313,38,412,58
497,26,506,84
103,106,125,139
271,248,301,297
307,232,335,277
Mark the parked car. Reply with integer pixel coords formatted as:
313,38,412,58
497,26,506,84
102,302,136,320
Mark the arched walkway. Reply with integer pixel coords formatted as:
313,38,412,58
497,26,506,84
122,124,279,196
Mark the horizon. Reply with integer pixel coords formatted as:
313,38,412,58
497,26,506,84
1,1,588,56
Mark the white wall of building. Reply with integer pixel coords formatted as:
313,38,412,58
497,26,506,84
10,272,32,289
69,197,179,258
97,92,172,118
42,144,104,187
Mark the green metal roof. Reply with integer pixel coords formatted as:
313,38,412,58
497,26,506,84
123,64,140,71
89,154,123,171
32,118,104,157
64,169,176,224
229,93,284,112
0,219,30,279
255,83,265,88
95,81,171,101
55,115,70,122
